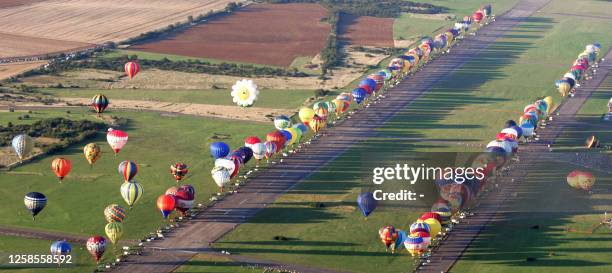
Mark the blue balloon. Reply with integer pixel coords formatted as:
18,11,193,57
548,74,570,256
352,88,366,104
357,192,377,217
294,123,308,134
395,230,407,249
237,147,253,164
280,130,292,146
360,78,377,93
50,240,72,256
210,142,230,159
511,125,523,139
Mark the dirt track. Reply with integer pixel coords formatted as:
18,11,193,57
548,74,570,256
108,1,555,272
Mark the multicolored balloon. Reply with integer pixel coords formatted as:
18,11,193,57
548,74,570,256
157,194,176,219
50,240,72,256
118,160,139,182
170,163,189,183
86,236,107,264
120,181,144,208
309,115,325,133
274,115,291,130
124,61,140,79
83,143,101,167
91,94,109,115
174,185,195,215
24,192,47,220
104,204,126,223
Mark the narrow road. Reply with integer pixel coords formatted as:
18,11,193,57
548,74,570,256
417,48,612,273
111,1,553,272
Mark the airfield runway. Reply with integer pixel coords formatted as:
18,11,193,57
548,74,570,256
106,0,563,272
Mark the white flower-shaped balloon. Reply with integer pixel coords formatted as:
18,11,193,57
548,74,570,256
231,79,259,107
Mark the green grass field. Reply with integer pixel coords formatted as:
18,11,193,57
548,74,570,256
0,235,93,273
394,0,521,41
451,161,612,273
0,110,99,127
0,108,277,270
38,87,314,110
197,1,612,272
174,254,261,273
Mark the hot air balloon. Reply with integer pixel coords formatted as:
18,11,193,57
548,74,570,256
24,192,47,220
174,185,195,215
379,226,398,252
157,194,176,219
215,158,236,174
266,131,286,151
91,94,109,116
231,79,259,107
299,107,315,125
409,222,431,234
211,166,231,192
394,230,407,252
210,142,230,159
265,141,277,159
118,160,138,182
417,218,441,236
106,128,128,155
411,230,431,249
473,10,484,23
50,240,72,257
170,163,189,183
12,134,33,161
403,235,424,256
274,115,291,130
244,136,261,149
105,222,123,244
352,88,366,104
124,61,140,79
83,143,101,167
357,192,377,218
419,212,443,223
309,115,325,134
104,204,126,223
578,171,595,191
165,186,178,196
314,107,329,121
585,135,599,149
333,99,350,115
51,157,71,182
566,170,581,189
120,181,144,208
251,142,266,163
86,236,106,264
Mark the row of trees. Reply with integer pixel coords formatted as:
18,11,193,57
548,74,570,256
320,11,341,74
55,55,308,78
264,0,448,17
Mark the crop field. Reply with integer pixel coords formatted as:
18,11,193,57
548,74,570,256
0,0,239,58
338,14,395,47
131,3,331,67
0,61,48,80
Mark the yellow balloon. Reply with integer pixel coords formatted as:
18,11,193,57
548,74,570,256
105,222,123,244
418,218,441,237
286,128,298,146
83,143,101,166
298,107,315,123
558,82,570,97
543,96,553,113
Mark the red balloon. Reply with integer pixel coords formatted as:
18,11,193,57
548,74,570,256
124,61,140,79
473,10,484,22
359,84,373,95
86,236,107,263
157,194,176,219
174,185,195,215
266,131,286,151
245,136,262,147
419,212,442,223
51,157,72,181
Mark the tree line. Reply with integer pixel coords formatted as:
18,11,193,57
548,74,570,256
263,0,448,17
